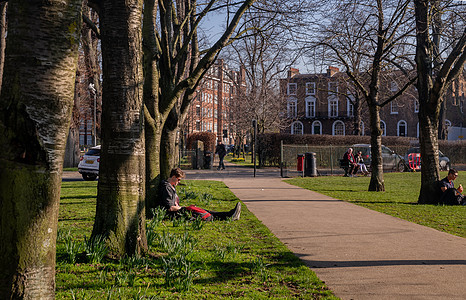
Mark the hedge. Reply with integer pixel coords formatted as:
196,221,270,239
187,132,217,152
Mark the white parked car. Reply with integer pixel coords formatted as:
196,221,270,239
78,145,100,181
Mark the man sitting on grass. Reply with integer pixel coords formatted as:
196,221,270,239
158,167,241,221
439,169,465,205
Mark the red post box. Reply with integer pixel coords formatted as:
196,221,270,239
297,154,305,172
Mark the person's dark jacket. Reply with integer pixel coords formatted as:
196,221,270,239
158,180,178,210
215,144,227,158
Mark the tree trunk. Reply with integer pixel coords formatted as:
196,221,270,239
142,0,162,218
368,104,385,191
415,0,440,204
64,127,81,168
418,110,440,204
0,1,82,298
92,0,147,258
160,110,179,179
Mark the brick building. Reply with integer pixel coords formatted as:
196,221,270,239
280,67,466,140
184,59,246,143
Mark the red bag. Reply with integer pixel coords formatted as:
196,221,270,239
185,205,212,220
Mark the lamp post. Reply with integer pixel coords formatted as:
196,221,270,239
252,119,257,177
89,83,97,146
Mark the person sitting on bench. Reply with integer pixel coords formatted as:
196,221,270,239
342,148,358,177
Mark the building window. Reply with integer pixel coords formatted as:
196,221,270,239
328,82,338,95
287,98,297,118
196,121,200,131
328,95,338,117
414,99,419,113
416,122,419,138
287,83,297,95
332,120,345,136
312,121,322,135
291,121,303,135
397,120,407,136
360,121,365,136
196,105,200,116
305,96,316,118
347,96,354,117
380,120,386,136
390,81,398,92
391,101,399,114
306,82,316,95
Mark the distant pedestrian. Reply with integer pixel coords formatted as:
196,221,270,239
215,141,227,170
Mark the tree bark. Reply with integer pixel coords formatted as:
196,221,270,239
160,110,179,178
0,1,82,298
92,0,147,258
368,105,385,191
142,0,163,217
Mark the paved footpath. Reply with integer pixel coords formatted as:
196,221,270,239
185,163,466,300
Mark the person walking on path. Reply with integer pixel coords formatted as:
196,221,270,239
158,168,241,221
215,141,227,170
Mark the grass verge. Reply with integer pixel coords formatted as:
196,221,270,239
225,153,254,167
56,180,337,299
285,171,465,238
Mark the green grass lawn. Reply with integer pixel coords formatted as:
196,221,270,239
285,171,466,238
56,180,337,299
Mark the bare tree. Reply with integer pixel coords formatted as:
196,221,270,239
414,0,466,204
0,1,82,298
227,12,299,135
316,0,416,191
143,0,257,215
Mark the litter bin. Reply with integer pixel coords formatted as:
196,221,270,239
203,151,212,169
304,152,317,177
297,154,305,172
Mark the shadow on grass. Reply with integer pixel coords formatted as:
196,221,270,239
349,200,418,205
60,195,96,201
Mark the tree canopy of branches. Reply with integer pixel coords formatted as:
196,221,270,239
314,0,416,191
143,0,257,215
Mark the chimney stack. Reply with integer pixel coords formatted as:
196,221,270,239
288,68,300,78
327,66,339,77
